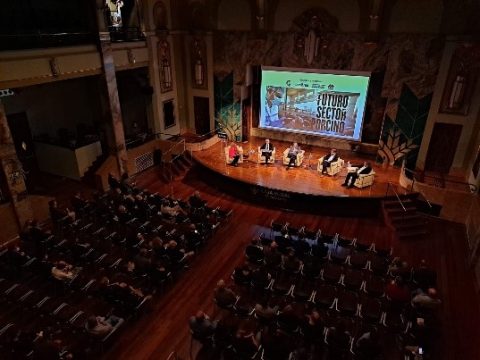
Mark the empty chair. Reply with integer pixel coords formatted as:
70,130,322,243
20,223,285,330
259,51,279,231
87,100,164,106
301,255,323,280
322,263,343,285
368,256,389,276
349,252,369,269
354,240,374,252
325,319,352,360
315,284,337,309
245,244,264,265
292,278,315,301
336,290,359,316
359,297,383,324
293,239,311,260
343,268,364,292
331,246,351,264
311,243,329,258
364,275,385,298
272,271,294,296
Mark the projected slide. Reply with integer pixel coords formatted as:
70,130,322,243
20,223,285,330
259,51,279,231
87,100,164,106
259,67,370,141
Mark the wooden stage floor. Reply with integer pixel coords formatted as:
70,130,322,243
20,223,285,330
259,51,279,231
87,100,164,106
192,136,404,198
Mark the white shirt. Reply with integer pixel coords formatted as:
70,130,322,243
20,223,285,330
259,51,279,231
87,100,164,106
357,166,367,174
327,154,336,162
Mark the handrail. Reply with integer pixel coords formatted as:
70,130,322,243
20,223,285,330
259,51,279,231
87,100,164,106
402,167,433,208
418,190,433,209
153,131,182,139
386,182,406,212
162,138,186,162
403,166,477,192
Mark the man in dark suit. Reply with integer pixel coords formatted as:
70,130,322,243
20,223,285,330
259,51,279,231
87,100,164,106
342,161,372,188
260,138,274,165
321,148,338,175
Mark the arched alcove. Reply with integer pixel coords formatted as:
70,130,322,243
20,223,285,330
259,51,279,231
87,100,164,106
274,0,359,32
217,0,252,31
390,0,443,33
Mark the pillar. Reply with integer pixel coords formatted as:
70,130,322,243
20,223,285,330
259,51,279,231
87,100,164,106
0,100,33,229
95,0,128,176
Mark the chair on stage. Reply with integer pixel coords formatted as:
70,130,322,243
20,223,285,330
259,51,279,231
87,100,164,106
257,147,276,164
282,148,305,167
354,171,375,188
317,156,345,176
224,144,244,165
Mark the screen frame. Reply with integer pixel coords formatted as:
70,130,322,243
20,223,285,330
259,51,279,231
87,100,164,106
260,66,371,142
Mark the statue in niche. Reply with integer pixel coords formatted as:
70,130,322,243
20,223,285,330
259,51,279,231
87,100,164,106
440,44,480,115
105,0,124,27
290,8,339,66
158,39,173,93
192,38,207,89
153,1,168,30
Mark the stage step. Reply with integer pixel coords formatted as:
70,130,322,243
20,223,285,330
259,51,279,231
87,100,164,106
381,199,428,241
162,153,193,182
390,214,424,225
383,199,416,209
396,227,429,240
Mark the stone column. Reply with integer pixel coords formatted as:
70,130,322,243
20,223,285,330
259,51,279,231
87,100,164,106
0,100,33,228
95,0,128,176
98,33,128,176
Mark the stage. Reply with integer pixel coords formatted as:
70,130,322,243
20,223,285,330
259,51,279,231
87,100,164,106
191,137,410,217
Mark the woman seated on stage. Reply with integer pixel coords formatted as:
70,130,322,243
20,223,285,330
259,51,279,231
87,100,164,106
229,142,241,167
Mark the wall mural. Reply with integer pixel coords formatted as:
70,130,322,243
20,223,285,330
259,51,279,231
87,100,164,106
213,7,443,167
378,85,432,168
214,72,242,141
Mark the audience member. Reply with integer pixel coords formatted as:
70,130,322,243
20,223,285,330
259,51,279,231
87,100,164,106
355,327,381,359
189,311,216,342
189,191,206,209
51,261,77,282
214,279,237,308
232,264,252,285
85,315,123,337
254,298,278,321
108,173,120,190
385,276,411,305
232,329,259,358
411,288,441,310
277,304,300,332
264,241,282,268
413,259,437,290
302,310,324,344
326,320,351,358
49,200,75,223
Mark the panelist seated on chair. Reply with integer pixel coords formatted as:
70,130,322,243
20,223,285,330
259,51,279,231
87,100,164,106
342,161,373,188
283,142,305,169
318,149,344,176
258,138,276,164
225,142,243,166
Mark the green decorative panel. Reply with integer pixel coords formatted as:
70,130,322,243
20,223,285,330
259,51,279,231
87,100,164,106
378,85,432,169
214,72,242,141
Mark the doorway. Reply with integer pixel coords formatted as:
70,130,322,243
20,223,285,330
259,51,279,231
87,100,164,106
425,123,462,174
193,96,210,135
6,112,37,191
